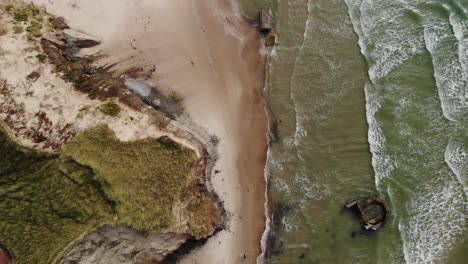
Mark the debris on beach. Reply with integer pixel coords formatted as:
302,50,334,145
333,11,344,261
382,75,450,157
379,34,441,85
258,10,275,46
345,195,390,231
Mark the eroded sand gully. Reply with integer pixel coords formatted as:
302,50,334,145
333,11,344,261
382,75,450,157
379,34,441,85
30,0,269,263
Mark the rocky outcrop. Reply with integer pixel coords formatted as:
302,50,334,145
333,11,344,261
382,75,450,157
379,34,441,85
61,226,190,264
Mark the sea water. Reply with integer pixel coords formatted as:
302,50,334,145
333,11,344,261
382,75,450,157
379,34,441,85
240,0,467,263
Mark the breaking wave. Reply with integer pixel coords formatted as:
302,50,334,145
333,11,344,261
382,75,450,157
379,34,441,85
421,5,468,122
345,0,467,263
445,141,468,195
399,177,466,264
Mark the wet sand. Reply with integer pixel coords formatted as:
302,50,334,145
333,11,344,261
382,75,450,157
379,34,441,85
31,0,269,263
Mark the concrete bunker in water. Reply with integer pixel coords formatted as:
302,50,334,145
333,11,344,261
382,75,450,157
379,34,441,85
345,195,390,231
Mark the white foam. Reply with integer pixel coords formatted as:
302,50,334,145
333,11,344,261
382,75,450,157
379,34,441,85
294,169,325,203
344,0,396,188
281,215,298,232
257,148,272,264
365,84,396,189
445,141,468,195
400,177,466,264
360,0,426,82
345,2,468,264
422,10,468,122
289,0,311,148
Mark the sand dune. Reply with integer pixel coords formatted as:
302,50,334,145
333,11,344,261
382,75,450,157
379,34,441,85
31,0,269,262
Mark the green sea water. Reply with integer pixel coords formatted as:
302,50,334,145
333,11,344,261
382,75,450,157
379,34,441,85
241,0,467,263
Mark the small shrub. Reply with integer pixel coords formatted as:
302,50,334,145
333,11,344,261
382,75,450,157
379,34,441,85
5,4,14,12
99,100,121,117
36,53,47,63
26,3,40,16
13,25,23,34
26,19,42,37
13,9,28,22
13,3,40,22
66,71,84,87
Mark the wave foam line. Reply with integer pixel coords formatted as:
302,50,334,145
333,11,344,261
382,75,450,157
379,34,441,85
290,0,312,148
445,141,468,196
400,178,466,264
344,0,396,188
257,148,272,264
422,7,468,122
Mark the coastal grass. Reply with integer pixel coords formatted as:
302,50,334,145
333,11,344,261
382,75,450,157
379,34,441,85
13,3,40,22
0,124,215,262
0,127,115,264
62,125,197,232
36,53,47,63
5,3,44,39
26,19,42,38
98,100,121,116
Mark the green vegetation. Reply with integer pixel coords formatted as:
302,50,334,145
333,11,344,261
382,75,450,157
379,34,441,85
26,19,42,37
36,53,47,63
0,122,216,262
13,25,23,34
9,3,43,38
63,126,197,231
0,127,114,264
13,9,28,22
98,100,121,117
13,3,40,22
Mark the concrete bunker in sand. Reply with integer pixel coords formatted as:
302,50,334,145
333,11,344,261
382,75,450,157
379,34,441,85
345,195,390,231
258,10,275,46
259,10,273,33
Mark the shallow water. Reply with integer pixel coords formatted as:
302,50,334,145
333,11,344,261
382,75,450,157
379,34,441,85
240,0,467,263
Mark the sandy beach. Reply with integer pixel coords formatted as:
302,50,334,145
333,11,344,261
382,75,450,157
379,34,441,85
30,0,269,263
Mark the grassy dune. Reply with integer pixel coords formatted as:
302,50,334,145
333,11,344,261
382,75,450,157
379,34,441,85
0,124,218,263
0,127,114,264
62,125,197,232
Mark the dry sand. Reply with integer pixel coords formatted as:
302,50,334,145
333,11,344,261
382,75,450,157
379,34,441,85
0,7,168,151
30,0,269,263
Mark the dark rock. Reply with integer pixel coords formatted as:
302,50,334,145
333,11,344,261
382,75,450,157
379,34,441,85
26,71,40,82
49,17,70,30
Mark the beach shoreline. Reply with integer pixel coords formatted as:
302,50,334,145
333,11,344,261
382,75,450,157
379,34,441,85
29,0,269,263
